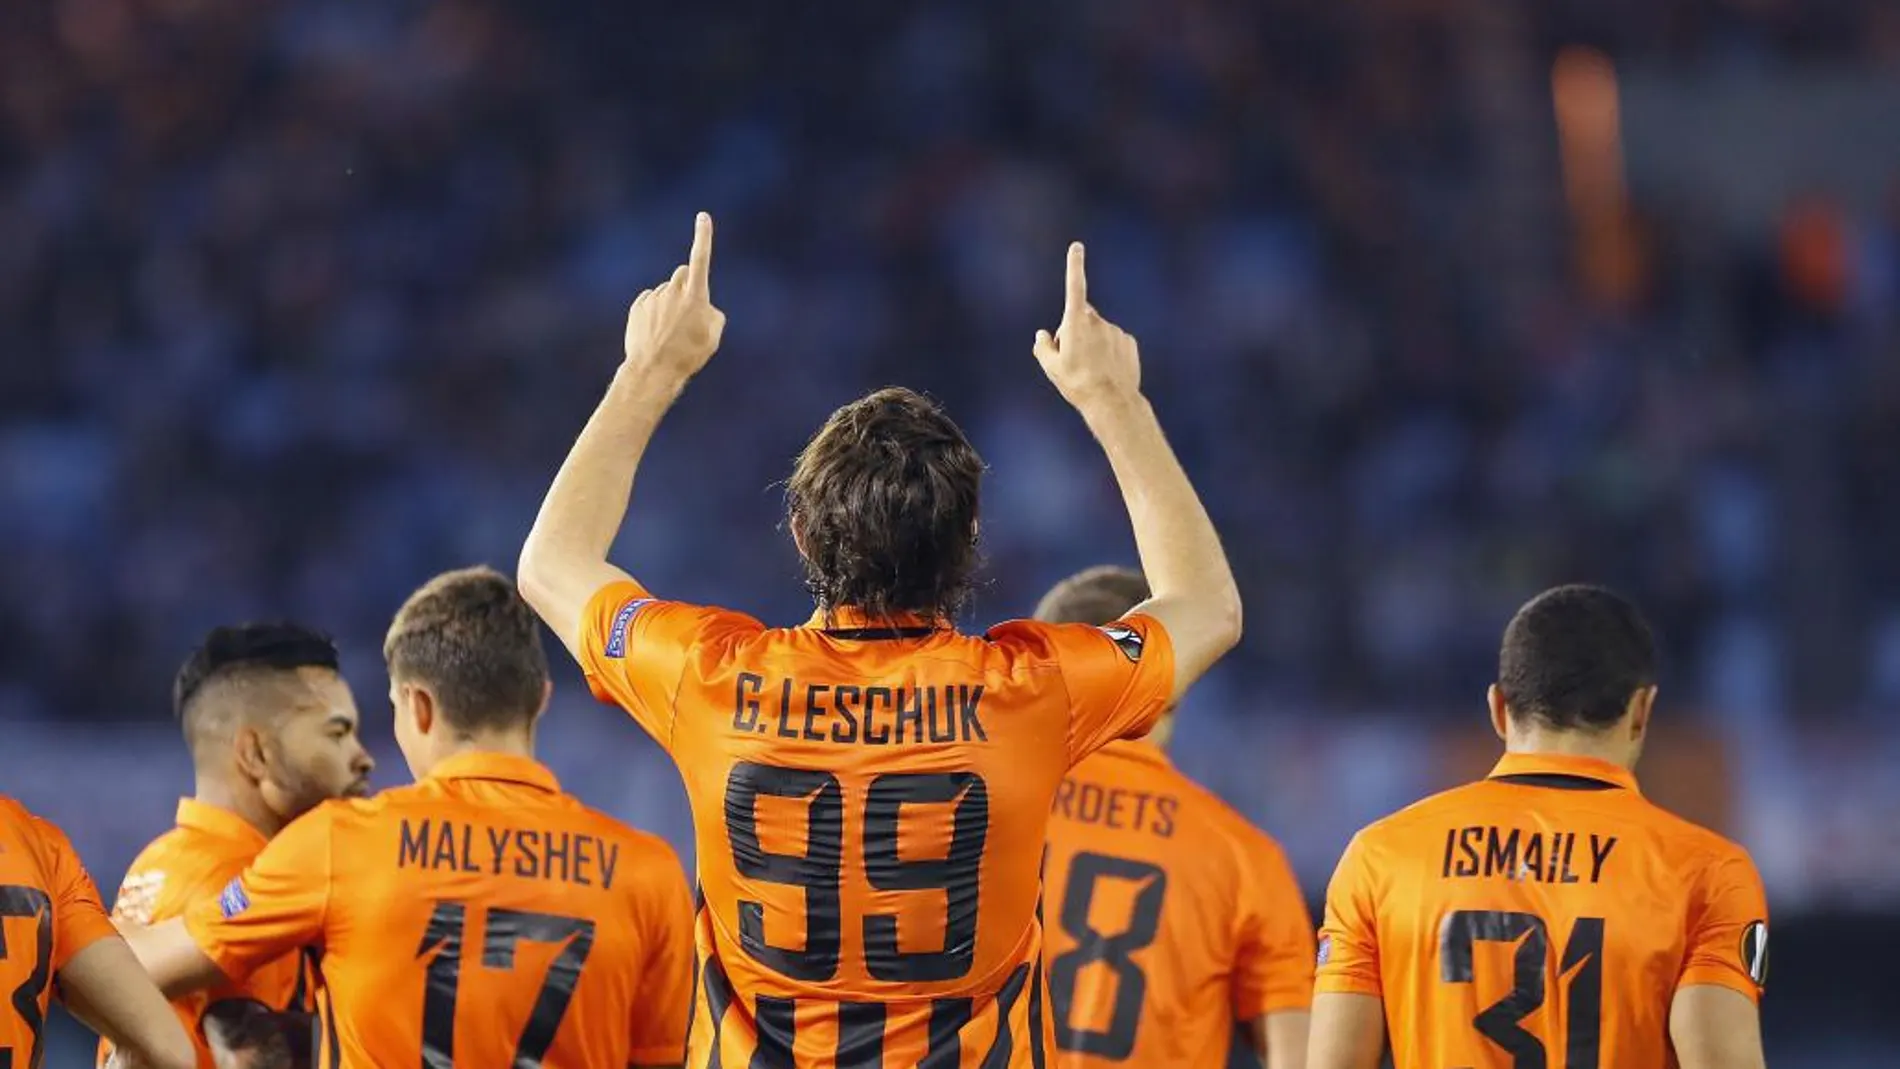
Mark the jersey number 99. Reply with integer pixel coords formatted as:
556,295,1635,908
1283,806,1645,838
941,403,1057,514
723,762,989,984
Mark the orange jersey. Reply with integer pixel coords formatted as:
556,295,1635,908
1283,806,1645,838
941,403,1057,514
1041,741,1313,1069
1316,752,1770,1069
181,753,695,1069
0,794,120,1067
580,582,1177,1068
99,800,315,1069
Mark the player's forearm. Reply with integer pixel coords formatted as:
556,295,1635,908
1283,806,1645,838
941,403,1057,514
1078,390,1241,660
521,368,681,598
60,938,197,1069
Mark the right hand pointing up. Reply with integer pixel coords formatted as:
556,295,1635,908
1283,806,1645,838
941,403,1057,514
1033,242,1142,408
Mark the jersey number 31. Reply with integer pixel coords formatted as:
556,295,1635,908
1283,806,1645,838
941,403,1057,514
1440,910,1605,1069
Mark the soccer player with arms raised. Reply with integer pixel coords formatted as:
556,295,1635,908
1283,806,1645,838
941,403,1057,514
1308,586,1770,1069
1035,567,1312,1069
122,569,694,1069
101,624,375,1069
519,214,1242,1066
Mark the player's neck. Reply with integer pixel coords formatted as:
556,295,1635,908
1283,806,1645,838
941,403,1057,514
426,732,536,768
191,778,286,838
1502,725,1635,770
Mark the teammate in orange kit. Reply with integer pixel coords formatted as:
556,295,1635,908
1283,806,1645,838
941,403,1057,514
518,214,1242,1067
0,794,196,1069
1308,585,1770,1069
1035,566,1312,1069
122,568,695,1069
101,623,374,1069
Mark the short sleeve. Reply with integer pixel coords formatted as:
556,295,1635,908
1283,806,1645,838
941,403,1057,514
184,806,335,984
1678,847,1770,1002
992,614,1175,765
1313,831,1382,997
32,816,118,972
1232,835,1317,1018
627,848,695,1065
579,580,761,752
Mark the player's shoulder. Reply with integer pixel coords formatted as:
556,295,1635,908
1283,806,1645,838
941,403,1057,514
984,614,1157,666
563,795,680,859
1624,793,1758,873
1347,778,1501,853
597,585,766,642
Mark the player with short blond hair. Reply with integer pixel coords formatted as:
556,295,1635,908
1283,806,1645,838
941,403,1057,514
123,567,695,1069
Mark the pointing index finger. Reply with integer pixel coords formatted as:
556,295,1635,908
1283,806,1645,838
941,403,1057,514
687,212,714,295
1064,241,1087,318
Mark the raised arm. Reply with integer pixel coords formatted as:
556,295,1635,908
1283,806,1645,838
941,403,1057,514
519,212,727,659
1032,242,1242,701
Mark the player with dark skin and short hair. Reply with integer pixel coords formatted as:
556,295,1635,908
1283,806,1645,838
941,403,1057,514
1309,585,1770,1069
102,624,374,1069
122,568,695,1069
1036,566,1313,1069
518,214,1242,1066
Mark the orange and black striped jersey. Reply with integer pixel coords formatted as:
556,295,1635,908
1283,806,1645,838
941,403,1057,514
581,581,1178,1068
1042,740,1313,1069
99,799,316,1069
1316,752,1769,1069
182,753,695,1069
0,794,120,1067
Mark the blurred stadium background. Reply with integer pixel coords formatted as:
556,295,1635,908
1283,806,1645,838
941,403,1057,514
3,0,1899,1063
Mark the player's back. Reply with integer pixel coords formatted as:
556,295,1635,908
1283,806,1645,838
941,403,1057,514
100,802,310,1069
1315,753,1769,1069
581,588,1178,1067
1042,741,1313,1069
193,754,693,1069
0,794,120,1065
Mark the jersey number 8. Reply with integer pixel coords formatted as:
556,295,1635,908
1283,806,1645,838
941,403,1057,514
723,762,989,984
0,886,53,1069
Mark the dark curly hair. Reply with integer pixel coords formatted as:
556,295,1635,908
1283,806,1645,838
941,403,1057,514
786,387,985,622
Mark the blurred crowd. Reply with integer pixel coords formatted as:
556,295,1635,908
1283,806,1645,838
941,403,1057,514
4,0,1898,723
9,3,1900,1060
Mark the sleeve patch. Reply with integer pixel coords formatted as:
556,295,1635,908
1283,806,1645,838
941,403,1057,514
218,877,251,919
1099,623,1144,662
1316,934,1332,965
604,599,652,659
1741,920,1769,987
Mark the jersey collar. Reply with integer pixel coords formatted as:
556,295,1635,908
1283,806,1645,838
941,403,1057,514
1101,737,1173,767
427,752,561,793
175,799,270,850
803,605,945,636
1487,752,1640,793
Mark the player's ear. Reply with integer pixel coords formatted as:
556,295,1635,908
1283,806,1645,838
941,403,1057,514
1626,685,1656,741
232,724,269,782
409,684,437,737
1486,684,1510,741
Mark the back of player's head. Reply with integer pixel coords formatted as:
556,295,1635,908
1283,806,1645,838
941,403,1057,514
1034,565,1150,625
384,566,550,735
786,387,985,620
1498,584,1658,732
174,623,340,750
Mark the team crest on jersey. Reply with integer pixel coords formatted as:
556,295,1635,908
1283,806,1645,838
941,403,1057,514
1099,623,1144,662
113,870,165,926
1740,920,1769,987
604,598,651,659
218,877,251,919
1316,935,1332,966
